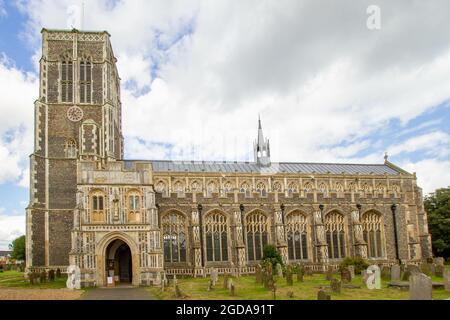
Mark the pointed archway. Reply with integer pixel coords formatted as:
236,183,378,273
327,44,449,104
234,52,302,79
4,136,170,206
106,239,133,284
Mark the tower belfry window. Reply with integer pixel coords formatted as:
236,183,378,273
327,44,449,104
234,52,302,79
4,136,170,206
80,60,92,103
61,60,73,103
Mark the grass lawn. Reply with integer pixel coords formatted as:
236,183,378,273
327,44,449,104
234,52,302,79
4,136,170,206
0,271,68,289
147,273,450,300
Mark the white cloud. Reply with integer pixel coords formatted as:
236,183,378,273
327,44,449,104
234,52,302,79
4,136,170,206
2,0,449,196
0,0,7,18
0,211,25,250
401,159,450,195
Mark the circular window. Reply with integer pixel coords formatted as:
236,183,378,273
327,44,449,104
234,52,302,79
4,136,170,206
67,106,83,122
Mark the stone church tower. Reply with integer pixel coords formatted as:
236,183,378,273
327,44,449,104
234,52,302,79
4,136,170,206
26,29,123,267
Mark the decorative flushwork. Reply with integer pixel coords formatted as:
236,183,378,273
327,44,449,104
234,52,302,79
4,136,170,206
351,210,368,259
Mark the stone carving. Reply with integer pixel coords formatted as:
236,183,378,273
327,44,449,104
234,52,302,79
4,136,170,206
409,273,432,300
391,265,401,281
66,265,81,290
365,265,381,289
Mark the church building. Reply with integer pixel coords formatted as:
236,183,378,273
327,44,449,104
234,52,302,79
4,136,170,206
26,29,432,287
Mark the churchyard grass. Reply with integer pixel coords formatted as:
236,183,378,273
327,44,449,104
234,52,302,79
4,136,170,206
147,273,450,300
0,271,67,289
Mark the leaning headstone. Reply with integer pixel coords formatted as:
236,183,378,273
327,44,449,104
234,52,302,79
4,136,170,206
381,266,390,280
66,265,81,290
391,265,401,281
276,263,283,278
330,278,341,293
409,273,432,300
317,290,331,300
210,268,218,286
444,269,450,292
348,266,355,280
365,265,381,290
340,267,352,283
435,265,444,278
56,268,61,278
48,269,55,282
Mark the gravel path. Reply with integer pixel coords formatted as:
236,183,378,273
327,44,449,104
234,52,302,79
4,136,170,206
81,286,155,300
0,288,84,300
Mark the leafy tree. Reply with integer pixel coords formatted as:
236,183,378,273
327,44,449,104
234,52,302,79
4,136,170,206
262,244,283,269
339,257,369,274
9,235,26,262
424,187,450,259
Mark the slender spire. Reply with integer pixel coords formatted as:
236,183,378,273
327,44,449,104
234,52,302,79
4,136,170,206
254,116,271,166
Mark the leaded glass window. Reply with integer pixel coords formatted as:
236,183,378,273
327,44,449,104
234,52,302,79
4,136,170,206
162,212,187,263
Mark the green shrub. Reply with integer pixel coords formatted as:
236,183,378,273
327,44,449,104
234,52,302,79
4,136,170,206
262,245,283,271
339,257,369,274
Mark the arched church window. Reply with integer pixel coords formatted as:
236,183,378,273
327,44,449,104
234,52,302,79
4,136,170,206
155,181,166,194
162,212,187,263
324,211,346,259
61,57,73,103
191,180,201,192
240,182,251,197
319,183,328,193
286,211,309,261
127,190,141,223
256,182,267,197
273,182,282,192
65,138,77,158
223,181,233,193
207,181,217,196
304,182,312,192
348,182,356,191
80,59,92,103
288,182,298,196
204,211,229,262
173,181,184,195
362,211,384,258
90,190,105,223
245,211,269,261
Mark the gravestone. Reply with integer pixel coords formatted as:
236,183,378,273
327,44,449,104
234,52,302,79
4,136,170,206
330,278,341,293
210,268,218,286
419,262,432,276
435,265,444,278
286,270,293,286
66,265,81,290
391,265,401,281
175,284,183,298
276,263,283,278
402,265,420,281
40,271,47,283
365,265,381,290
162,272,168,286
255,264,263,284
325,267,334,281
223,274,230,289
173,274,178,286
381,266,390,280
409,273,432,300
287,291,294,298
297,269,304,282
229,281,235,296
48,269,55,282
348,266,355,280
435,257,444,266
444,269,450,292
317,290,331,300
361,270,368,284
340,267,352,283
56,268,61,278
29,273,36,285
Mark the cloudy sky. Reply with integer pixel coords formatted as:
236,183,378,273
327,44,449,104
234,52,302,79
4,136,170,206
0,0,449,249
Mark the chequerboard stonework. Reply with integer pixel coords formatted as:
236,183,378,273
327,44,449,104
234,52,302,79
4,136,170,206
26,29,433,287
